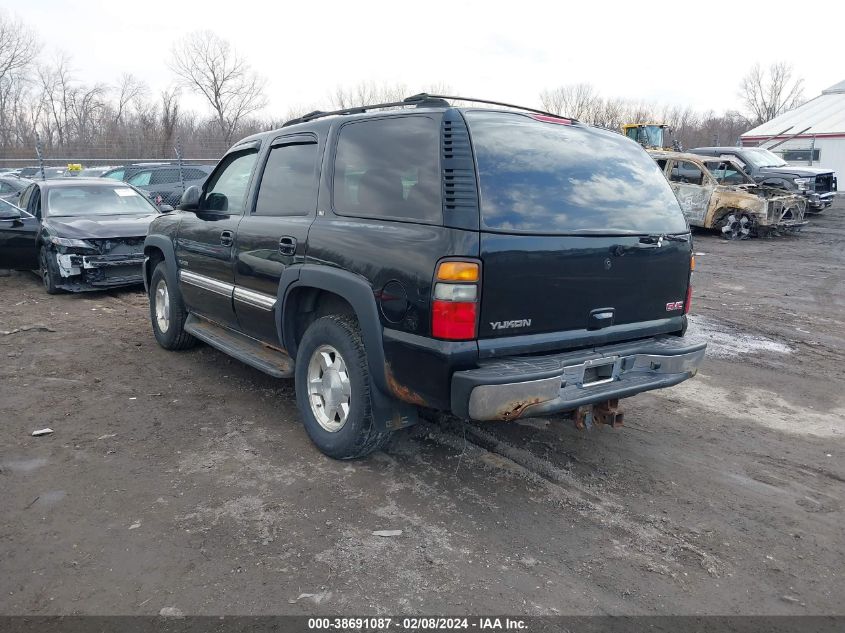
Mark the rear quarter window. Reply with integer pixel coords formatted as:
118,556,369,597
332,116,441,224
465,111,687,234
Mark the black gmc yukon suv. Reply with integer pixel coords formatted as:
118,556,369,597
143,95,705,459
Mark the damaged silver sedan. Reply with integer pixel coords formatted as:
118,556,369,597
0,179,165,293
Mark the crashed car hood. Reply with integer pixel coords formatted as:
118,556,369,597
758,166,835,178
43,213,158,239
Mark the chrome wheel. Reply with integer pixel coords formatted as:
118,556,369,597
307,344,352,432
154,279,170,333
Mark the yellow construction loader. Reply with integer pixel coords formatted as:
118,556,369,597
621,123,672,150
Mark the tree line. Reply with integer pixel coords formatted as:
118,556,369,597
0,8,805,164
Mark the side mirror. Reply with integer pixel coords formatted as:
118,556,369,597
177,185,201,211
159,204,174,213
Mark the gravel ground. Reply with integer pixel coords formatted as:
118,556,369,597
1,200,843,616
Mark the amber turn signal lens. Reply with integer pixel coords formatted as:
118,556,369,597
690,255,696,271
436,261,479,282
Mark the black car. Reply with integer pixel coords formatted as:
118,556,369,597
0,178,163,293
143,95,705,459
0,176,31,203
103,163,212,207
690,146,837,212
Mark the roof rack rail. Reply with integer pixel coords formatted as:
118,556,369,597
282,94,575,127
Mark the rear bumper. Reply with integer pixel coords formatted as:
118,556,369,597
451,336,706,421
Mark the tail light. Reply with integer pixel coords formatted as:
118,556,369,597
432,260,480,340
685,254,695,314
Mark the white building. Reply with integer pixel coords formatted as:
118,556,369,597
741,79,845,179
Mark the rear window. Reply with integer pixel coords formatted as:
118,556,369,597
333,116,441,224
465,111,687,234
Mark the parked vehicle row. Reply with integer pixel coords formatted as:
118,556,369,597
690,146,837,213
102,163,213,207
0,162,213,209
650,151,808,239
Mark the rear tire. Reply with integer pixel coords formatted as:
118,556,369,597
295,314,391,459
39,246,60,295
149,262,196,350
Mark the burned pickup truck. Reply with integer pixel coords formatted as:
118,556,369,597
650,151,807,240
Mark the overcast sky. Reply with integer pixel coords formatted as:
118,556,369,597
6,0,844,119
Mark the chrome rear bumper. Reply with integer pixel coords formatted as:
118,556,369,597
451,336,706,421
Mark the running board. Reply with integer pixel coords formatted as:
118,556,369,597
184,314,294,378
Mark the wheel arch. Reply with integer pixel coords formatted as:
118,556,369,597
143,235,180,299
277,264,389,394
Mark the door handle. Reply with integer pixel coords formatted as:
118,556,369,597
279,236,297,256
220,230,234,246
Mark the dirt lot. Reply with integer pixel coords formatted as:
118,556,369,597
2,201,844,616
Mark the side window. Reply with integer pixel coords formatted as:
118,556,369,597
669,161,705,186
150,168,179,185
105,169,125,181
255,143,319,217
128,171,152,186
28,187,41,217
185,168,208,180
18,184,34,210
202,150,259,214
332,116,441,223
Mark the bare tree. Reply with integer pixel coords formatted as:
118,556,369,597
0,10,40,148
169,30,267,143
0,10,39,83
539,83,599,119
158,87,180,157
740,62,804,126
37,53,75,148
113,73,148,124
329,81,409,109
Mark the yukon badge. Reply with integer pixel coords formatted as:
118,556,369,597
490,319,532,330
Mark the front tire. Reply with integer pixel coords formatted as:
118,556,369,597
719,212,752,240
295,315,390,459
149,262,196,350
39,246,60,294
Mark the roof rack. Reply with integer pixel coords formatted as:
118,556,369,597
282,93,575,127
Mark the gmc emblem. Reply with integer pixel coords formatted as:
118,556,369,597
666,301,684,311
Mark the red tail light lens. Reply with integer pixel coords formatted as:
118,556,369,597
432,299,477,340
685,284,693,314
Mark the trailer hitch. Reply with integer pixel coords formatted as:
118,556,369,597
573,399,624,430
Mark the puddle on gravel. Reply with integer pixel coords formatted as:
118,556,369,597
686,315,792,358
